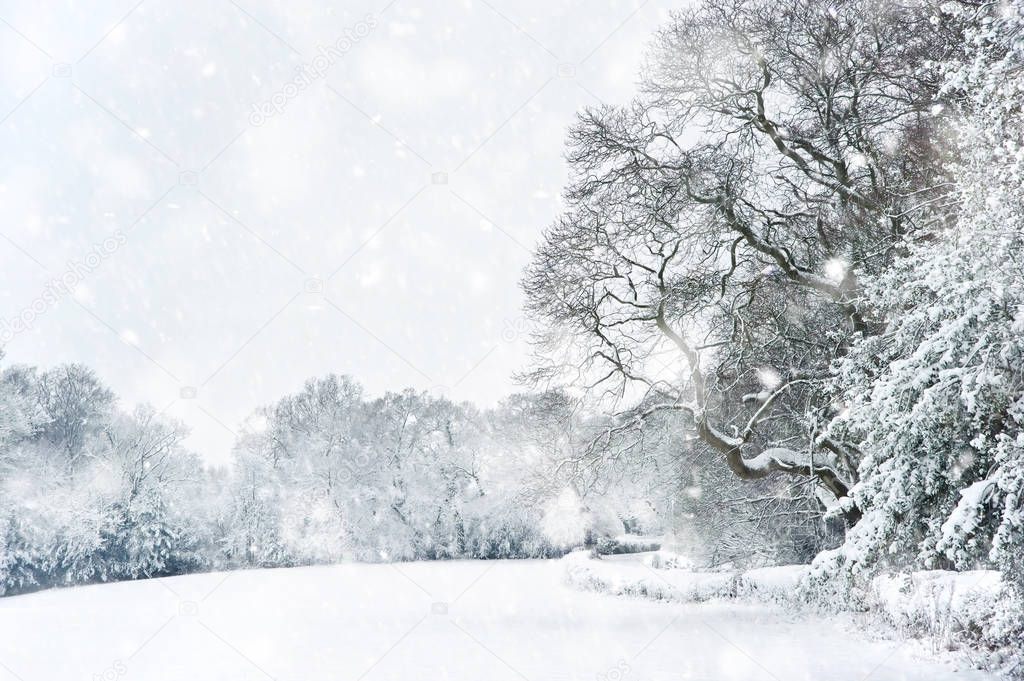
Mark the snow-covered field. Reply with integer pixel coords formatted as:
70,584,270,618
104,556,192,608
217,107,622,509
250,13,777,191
0,559,1001,681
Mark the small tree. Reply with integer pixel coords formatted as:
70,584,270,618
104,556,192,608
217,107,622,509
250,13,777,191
35,364,115,471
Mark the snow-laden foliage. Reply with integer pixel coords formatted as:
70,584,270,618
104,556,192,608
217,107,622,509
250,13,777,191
562,550,739,603
824,2,1024,600
871,570,1023,657
220,378,639,565
0,363,212,594
521,0,958,528
0,363,683,594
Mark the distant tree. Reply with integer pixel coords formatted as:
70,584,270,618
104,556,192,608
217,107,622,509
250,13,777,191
0,363,210,593
0,363,42,463
222,379,634,564
35,364,115,471
104,406,191,506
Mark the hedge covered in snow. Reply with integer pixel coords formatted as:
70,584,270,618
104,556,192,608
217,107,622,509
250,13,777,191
563,550,737,602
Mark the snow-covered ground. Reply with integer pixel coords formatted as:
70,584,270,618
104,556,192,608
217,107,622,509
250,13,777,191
0,559,1001,681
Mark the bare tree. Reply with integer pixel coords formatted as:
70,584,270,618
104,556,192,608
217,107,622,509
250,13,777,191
35,364,116,472
104,406,192,508
523,0,958,524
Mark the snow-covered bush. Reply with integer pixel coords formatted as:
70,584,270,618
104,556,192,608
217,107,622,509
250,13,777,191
871,570,1023,669
0,363,217,595
737,565,809,603
565,551,812,606
461,501,557,559
562,551,737,603
0,512,47,594
596,534,661,555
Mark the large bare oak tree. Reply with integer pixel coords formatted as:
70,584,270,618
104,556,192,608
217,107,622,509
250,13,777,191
523,0,959,525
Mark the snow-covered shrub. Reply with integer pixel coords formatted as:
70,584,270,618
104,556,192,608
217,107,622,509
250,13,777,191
0,512,47,595
102,496,209,581
646,550,693,571
462,502,556,559
596,534,661,555
870,570,1023,667
737,565,809,603
0,363,219,595
565,552,810,606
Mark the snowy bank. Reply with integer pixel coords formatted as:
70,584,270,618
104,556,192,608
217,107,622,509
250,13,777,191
564,550,811,605
564,551,1023,677
563,551,738,603
871,571,1023,658
0,558,1000,681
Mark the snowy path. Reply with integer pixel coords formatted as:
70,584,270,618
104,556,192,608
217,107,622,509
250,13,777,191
0,560,997,681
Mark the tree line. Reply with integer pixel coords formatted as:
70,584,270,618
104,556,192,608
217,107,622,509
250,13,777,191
0,360,828,595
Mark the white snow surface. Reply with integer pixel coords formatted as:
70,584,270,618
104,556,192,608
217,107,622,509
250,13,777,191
0,559,1002,680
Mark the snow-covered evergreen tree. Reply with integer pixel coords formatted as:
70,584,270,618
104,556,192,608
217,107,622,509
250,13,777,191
823,1,1024,596
0,363,214,594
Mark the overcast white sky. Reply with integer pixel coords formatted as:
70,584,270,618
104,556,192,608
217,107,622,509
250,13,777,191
0,0,679,465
